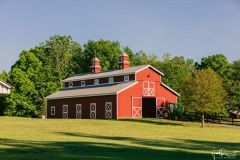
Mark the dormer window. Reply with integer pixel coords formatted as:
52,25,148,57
124,75,129,82
81,81,85,86
109,77,114,84
94,79,99,85
69,82,73,88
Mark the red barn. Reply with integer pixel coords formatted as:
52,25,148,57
45,53,180,119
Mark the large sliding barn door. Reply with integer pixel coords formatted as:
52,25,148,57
132,97,142,118
156,97,165,118
143,81,155,96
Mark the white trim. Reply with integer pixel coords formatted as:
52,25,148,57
90,103,96,119
135,65,164,76
62,104,68,118
117,81,138,94
161,82,180,96
0,80,11,89
116,93,118,119
50,106,55,115
156,97,166,118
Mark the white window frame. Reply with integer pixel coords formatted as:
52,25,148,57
62,105,68,118
109,77,114,84
69,82,73,88
76,104,82,119
50,106,55,115
94,79,99,85
90,103,96,119
124,75,129,82
81,81,85,86
105,102,112,119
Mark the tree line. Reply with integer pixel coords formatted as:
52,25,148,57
0,35,239,125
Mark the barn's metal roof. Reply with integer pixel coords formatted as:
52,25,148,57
45,81,137,100
63,65,164,82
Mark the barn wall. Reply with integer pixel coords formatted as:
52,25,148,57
47,95,116,119
117,67,177,118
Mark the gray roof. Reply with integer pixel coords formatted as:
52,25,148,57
45,81,137,100
63,65,164,82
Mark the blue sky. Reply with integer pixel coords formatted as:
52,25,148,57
0,0,240,71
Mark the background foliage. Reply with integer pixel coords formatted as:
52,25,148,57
0,35,239,117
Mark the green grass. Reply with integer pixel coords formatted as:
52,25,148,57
0,117,239,160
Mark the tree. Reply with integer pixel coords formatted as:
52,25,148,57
4,35,83,117
183,68,226,127
5,51,44,116
198,54,229,76
158,53,195,108
81,39,124,72
224,60,240,118
0,70,8,82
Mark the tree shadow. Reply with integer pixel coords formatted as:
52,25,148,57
0,132,239,160
119,118,184,126
0,138,212,160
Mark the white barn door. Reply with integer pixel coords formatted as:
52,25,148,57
156,97,165,118
105,102,112,119
62,105,68,118
76,104,82,118
132,97,142,118
90,103,96,119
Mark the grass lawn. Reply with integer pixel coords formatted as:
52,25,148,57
0,117,239,160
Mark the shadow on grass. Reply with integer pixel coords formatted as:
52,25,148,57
119,118,184,126
0,132,239,160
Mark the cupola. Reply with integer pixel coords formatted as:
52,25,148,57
90,57,101,73
118,52,129,69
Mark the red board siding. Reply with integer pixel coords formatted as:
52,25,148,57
99,77,108,84
47,95,116,119
117,67,177,118
86,79,94,85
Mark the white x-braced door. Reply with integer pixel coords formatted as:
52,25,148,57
76,104,82,118
90,103,96,119
143,81,155,96
105,102,112,119
156,97,165,118
62,105,68,118
132,97,142,118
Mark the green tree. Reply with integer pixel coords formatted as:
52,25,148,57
81,39,124,72
5,51,44,116
198,54,229,76
158,53,195,107
0,70,8,82
224,60,240,118
184,68,227,127
131,50,160,67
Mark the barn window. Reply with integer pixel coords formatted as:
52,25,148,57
109,77,114,84
94,79,99,85
51,106,55,115
124,75,129,82
90,103,96,119
105,102,112,119
81,81,85,86
69,82,73,88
